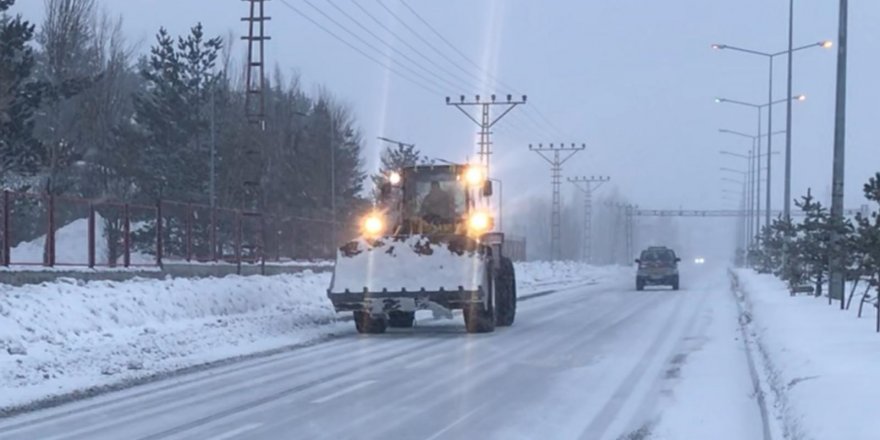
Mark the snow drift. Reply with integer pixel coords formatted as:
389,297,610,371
0,272,340,410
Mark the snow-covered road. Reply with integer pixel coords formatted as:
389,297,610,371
0,266,764,440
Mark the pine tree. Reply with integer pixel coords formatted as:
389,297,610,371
371,141,424,198
852,173,880,306
0,0,50,182
125,24,222,203
795,189,832,296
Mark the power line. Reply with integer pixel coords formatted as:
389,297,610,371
297,0,452,92
396,0,518,92
350,0,479,91
323,0,462,92
277,0,442,97
378,0,500,92
394,0,572,140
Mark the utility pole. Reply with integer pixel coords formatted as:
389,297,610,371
209,81,216,210
568,176,610,263
446,94,526,176
829,0,848,307
529,143,585,260
625,204,635,262
241,0,270,273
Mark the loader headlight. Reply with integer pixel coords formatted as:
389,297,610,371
463,165,485,186
361,213,385,238
388,171,402,186
467,211,493,233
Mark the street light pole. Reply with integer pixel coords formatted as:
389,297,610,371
718,128,786,247
784,1,796,223
766,57,773,230
716,97,804,240
829,0,848,307
756,107,762,236
721,151,752,250
712,40,831,232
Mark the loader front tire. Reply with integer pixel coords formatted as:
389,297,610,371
495,257,517,327
354,311,387,334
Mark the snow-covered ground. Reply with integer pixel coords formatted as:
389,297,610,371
0,261,601,413
734,269,880,440
0,272,341,412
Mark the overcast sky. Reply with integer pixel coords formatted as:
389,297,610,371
11,0,880,214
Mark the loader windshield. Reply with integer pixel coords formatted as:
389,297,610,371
413,180,466,224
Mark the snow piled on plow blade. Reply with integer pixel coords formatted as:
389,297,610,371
329,235,486,294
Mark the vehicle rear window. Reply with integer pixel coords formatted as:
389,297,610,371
641,250,675,262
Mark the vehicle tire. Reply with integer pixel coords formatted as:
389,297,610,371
672,276,680,291
495,257,517,327
387,311,415,328
464,266,496,333
354,311,388,334
636,277,645,291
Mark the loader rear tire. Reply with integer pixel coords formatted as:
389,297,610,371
354,311,387,334
495,257,517,327
388,311,415,328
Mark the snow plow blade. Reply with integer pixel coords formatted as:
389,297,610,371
327,235,489,313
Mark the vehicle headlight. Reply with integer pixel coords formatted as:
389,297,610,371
463,165,485,186
467,211,493,234
361,213,385,238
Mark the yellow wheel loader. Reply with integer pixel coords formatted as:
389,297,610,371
327,164,516,334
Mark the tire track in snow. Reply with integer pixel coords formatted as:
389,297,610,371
729,271,778,440
577,291,694,440
353,290,669,440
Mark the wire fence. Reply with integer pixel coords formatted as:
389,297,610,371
0,190,340,269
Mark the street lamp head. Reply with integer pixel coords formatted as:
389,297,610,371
711,43,726,50
821,40,834,49
796,95,807,101
714,98,724,103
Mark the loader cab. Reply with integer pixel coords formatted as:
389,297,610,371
404,166,469,226
378,164,492,235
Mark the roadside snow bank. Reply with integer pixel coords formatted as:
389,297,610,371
735,269,880,440
0,272,341,411
516,261,624,294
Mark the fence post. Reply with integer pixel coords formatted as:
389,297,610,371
123,203,131,268
275,218,281,262
47,194,55,267
235,211,242,275
2,190,9,266
88,204,96,268
185,203,193,262
259,216,266,275
210,207,217,262
156,200,163,268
